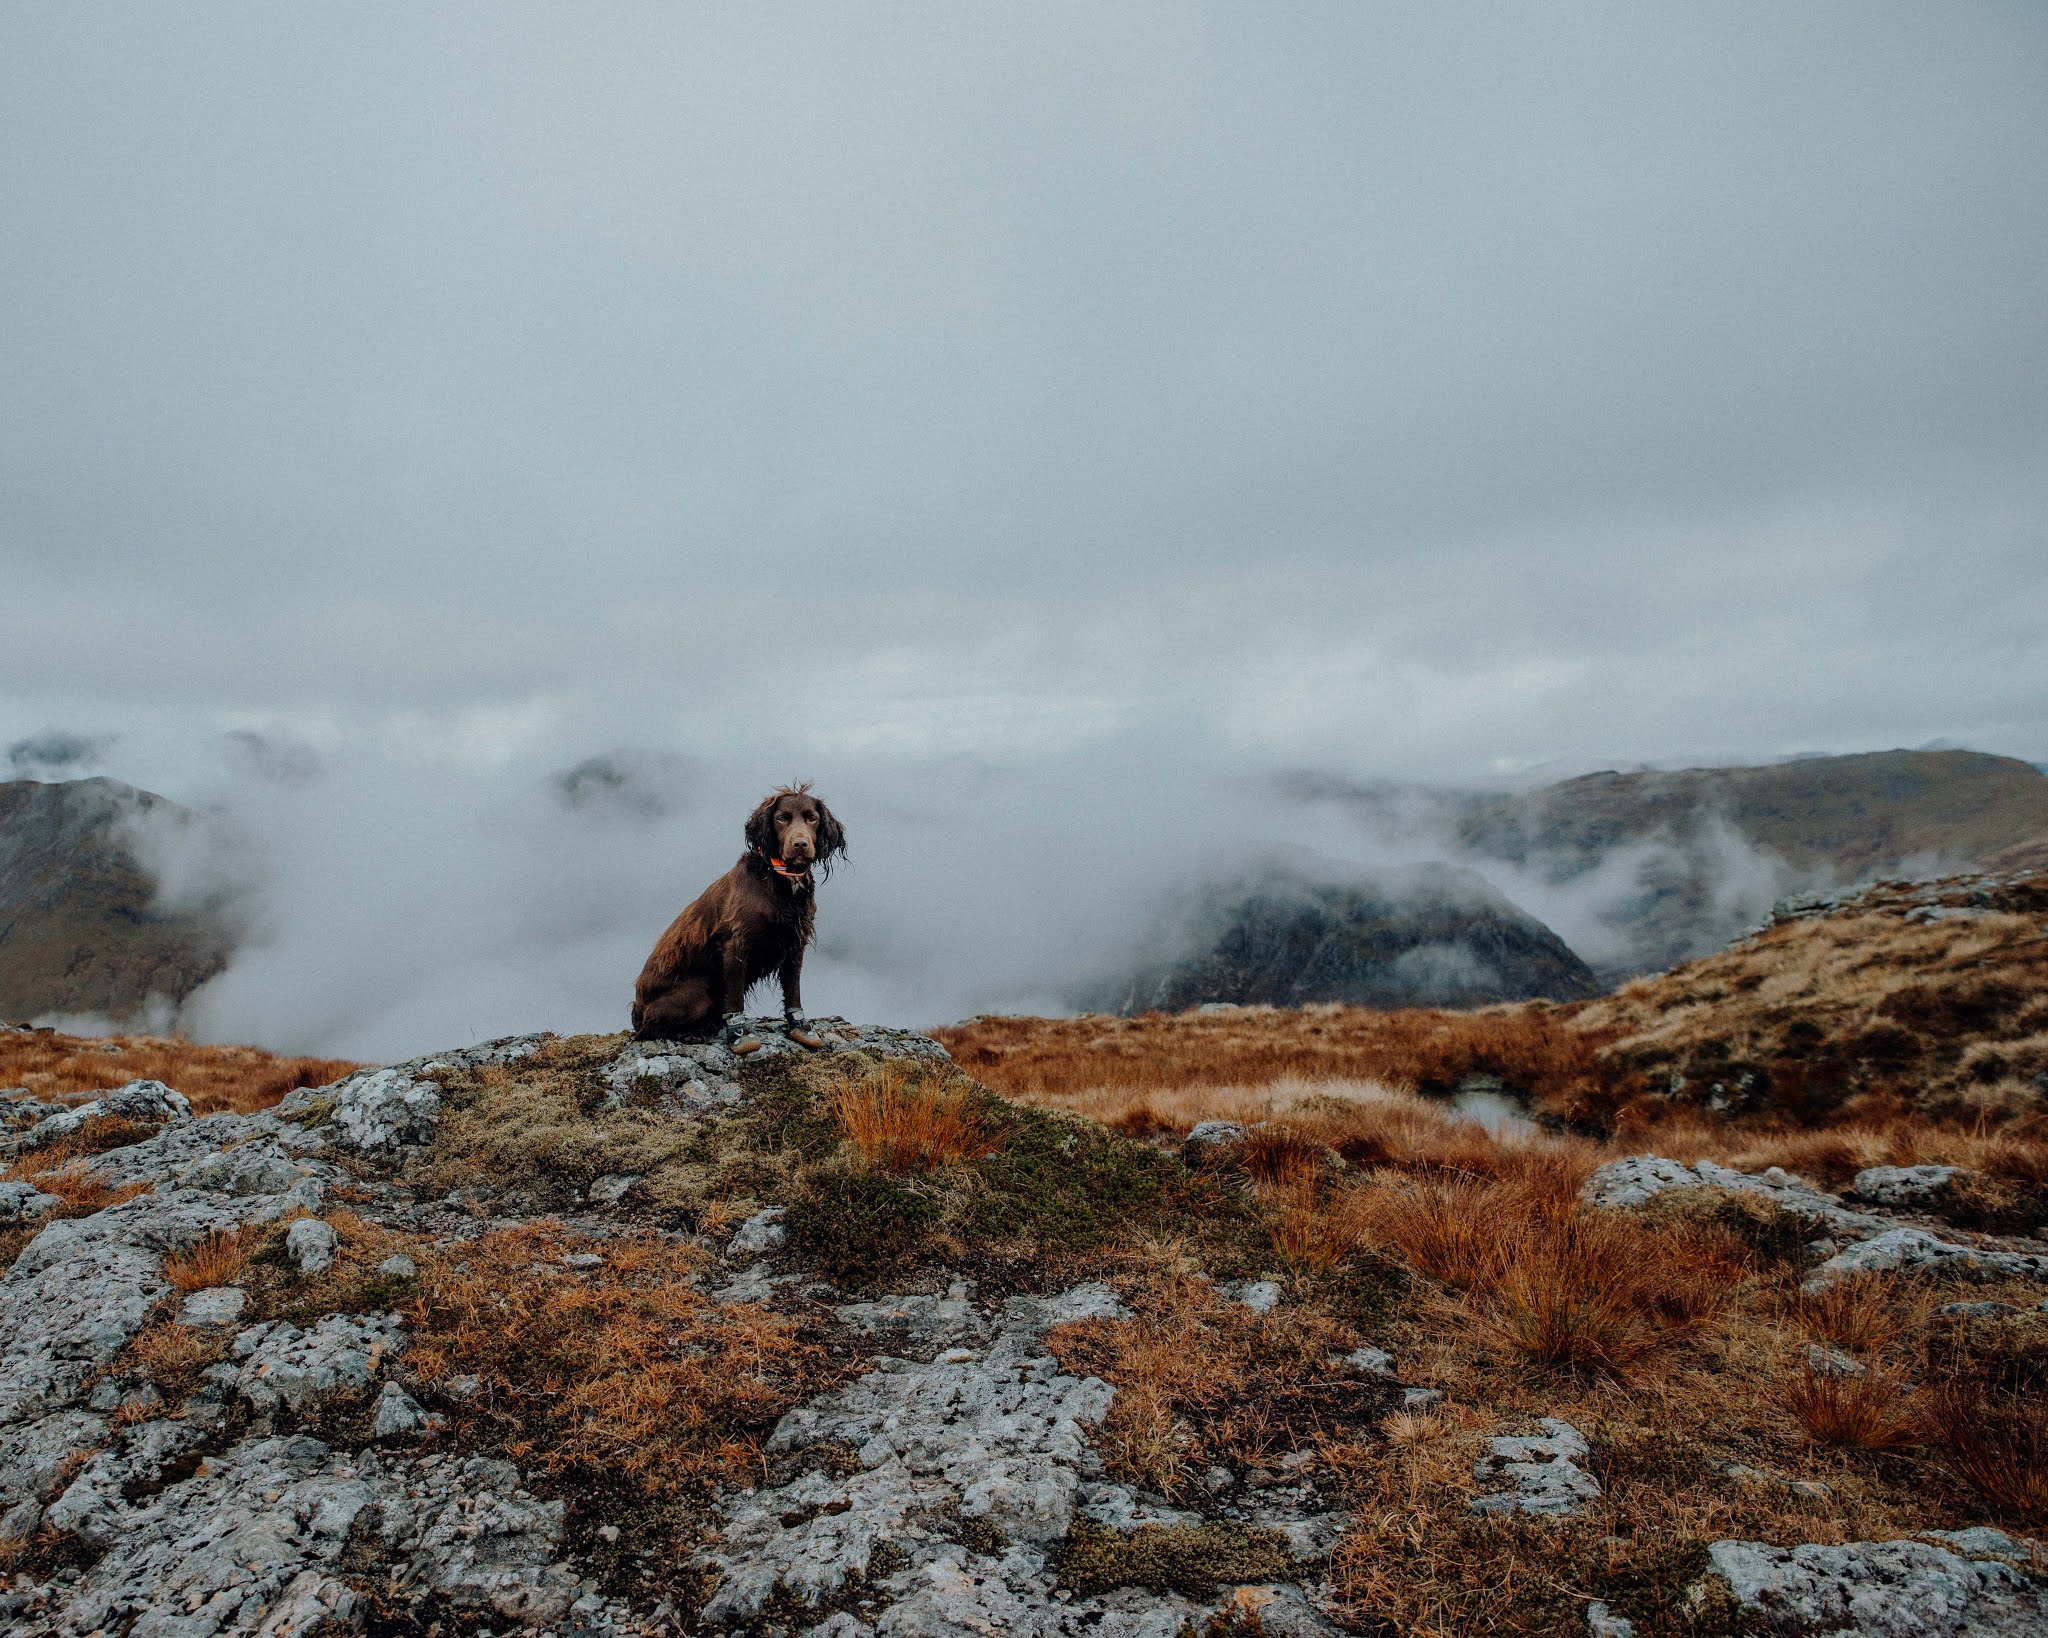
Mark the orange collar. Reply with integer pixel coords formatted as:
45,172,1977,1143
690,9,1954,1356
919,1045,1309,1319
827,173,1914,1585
757,850,812,883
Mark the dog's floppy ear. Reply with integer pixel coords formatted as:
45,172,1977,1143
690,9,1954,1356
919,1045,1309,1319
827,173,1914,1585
814,797,848,874
743,792,778,857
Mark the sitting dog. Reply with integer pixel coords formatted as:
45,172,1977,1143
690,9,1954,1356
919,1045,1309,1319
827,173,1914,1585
631,784,847,1041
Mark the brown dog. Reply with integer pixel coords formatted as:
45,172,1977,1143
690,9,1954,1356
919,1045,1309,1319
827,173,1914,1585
631,785,847,1041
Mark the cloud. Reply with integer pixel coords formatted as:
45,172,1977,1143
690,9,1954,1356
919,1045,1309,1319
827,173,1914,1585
6,730,116,780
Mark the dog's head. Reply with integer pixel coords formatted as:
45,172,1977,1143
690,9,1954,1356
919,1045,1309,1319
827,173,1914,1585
745,784,847,877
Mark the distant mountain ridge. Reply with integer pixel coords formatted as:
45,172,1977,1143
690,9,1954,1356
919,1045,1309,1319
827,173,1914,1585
0,777,235,1023
1447,749,2048,978
1102,859,1602,1013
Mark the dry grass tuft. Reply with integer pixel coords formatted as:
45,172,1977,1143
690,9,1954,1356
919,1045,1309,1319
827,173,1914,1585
162,1226,257,1292
1926,1383,2048,1523
1783,1362,1922,1449
1794,1275,1903,1355
0,1027,359,1116
827,1058,999,1173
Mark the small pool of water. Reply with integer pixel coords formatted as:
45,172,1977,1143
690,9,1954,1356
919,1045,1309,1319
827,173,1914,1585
1449,1084,1542,1139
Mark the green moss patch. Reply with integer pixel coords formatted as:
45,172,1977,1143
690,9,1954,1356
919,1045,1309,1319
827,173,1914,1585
1058,1521,1296,1598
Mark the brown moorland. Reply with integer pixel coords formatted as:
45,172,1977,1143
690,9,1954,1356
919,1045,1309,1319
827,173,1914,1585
0,1025,359,1116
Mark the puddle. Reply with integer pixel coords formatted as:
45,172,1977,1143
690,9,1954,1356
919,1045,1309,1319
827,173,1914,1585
1450,1075,1541,1139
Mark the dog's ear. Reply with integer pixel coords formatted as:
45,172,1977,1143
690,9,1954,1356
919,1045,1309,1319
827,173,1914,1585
814,797,848,873
743,792,778,857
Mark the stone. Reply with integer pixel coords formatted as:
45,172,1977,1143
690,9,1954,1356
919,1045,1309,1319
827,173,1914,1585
295,1066,443,1153
18,1078,193,1148
564,1251,605,1269
1585,1600,1635,1638
236,1313,404,1413
837,1282,989,1357
1938,1301,2015,1319
0,1178,62,1222
1226,1280,1283,1314
601,1039,741,1113
587,1172,642,1204
1181,1120,1247,1166
1854,1165,1969,1208
378,1253,418,1280
1402,1387,1444,1410
288,1216,338,1273
0,1496,41,1541
1582,1155,1885,1233
180,1285,250,1328
1342,1347,1395,1377
372,1382,436,1439
1804,1227,2048,1290
1806,1344,1865,1379
1700,1535,2048,1636
1469,1419,1600,1517
729,1207,789,1256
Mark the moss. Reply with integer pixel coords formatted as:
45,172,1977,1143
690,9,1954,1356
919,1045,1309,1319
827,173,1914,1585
1058,1521,1296,1598
784,1164,940,1287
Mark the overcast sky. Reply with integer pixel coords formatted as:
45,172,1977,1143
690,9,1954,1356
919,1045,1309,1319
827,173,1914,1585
4,2,2043,788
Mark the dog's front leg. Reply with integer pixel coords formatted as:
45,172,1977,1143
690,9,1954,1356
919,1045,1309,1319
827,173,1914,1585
780,946,805,1023
718,937,750,1024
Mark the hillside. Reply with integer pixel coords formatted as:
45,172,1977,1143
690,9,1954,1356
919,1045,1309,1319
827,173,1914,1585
2,988,2041,1636
1452,749,2048,977
1102,861,1602,1014
0,778,237,1024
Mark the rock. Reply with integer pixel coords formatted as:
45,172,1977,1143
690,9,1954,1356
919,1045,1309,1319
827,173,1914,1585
43,1415,205,1542
1700,1534,2048,1636
236,1313,404,1413
563,1251,605,1269
1225,1280,1283,1314
1469,1420,1600,1517
1854,1165,1970,1208
729,1207,789,1256
1582,1155,1885,1233
174,1137,319,1197
0,1496,41,1541
0,1177,62,1222
836,1282,989,1357
18,1078,193,1147
699,1284,1129,1625
0,1407,109,1511
1804,1227,2048,1290
293,1066,443,1153
1938,1301,2015,1319
1806,1344,1865,1379
1181,1121,1248,1166
253,1568,360,1638
587,1172,642,1204
287,1216,338,1273
1585,1600,1636,1638
1342,1347,1396,1377
378,1253,418,1280
601,1038,741,1113
718,1014,954,1067
371,1382,436,1440
1402,1387,1444,1410
179,1285,249,1328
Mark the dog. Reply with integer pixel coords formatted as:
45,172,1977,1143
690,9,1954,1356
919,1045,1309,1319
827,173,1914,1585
631,784,847,1041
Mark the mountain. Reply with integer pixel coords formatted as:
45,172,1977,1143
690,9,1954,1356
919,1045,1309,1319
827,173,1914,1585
0,777,236,1023
1101,859,1602,1013
1452,749,2048,977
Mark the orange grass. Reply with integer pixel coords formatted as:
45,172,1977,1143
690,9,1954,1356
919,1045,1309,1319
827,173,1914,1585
0,1027,359,1117
162,1226,258,1292
1783,1362,1923,1449
826,1059,999,1173
1926,1383,2048,1524
1794,1274,1904,1355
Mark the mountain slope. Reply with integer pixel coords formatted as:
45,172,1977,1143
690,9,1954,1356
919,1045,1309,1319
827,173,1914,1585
1104,860,1602,1013
0,777,236,1023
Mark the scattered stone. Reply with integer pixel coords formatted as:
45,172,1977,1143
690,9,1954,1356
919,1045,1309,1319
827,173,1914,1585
1582,1155,1883,1232
235,1313,404,1413
836,1281,988,1357
563,1252,605,1269
600,1039,741,1113
1585,1599,1635,1638
1402,1387,1444,1410
378,1253,418,1280
1470,1419,1600,1517
1853,1164,1969,1208
179,1285,249,1328
287,1216,338,1273
587,1172,642,1204
1341,1347,1395,1377
1806,1344,1865,1379
281,1034,550,1155
1181,1120,1248,1167
372,1381,437,1439
17,1078,193,1149
729,1207,789,1256
1700,1535,2048,1636
1804,1226,2048,1290
0,1178,62,1222
1225,1279,1283,1314
1938,1301,2016,1319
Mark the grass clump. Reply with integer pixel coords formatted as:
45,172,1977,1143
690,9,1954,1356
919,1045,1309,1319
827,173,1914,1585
1782,1362,1922,1450
1059,1521,1296,1597
826,1057,1000,1172
784,1165,941,1287
1926,1382,2048,1524
163,1225,258,1292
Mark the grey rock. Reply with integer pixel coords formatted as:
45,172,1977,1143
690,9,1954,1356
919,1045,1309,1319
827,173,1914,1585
587,1172,642,1204
730,1207,789,1256
1804,1227,2048,1290
372,1382,437,1439
237,1312,404,1413
837,1281,990,1357
287,1215,338,1273
1181,1120,1247,1166
294,1065,443,1153
1806,1344,1865,1379
1701,1535,2048,1636
0,1496,41,1541
722,1014,954,1067
1854,1165,1969,1208
0,1408,108,1507
1470,1419,1600,1517
180,1284,250,1327
1077,1480,1201,1530
19,1078,193,1148
378,1253,418,1280
1583,1156,1885,1233
601,1038,741,1112
1342,1347,1395,1377
699,1284,1129,1626
0,1177,62,1221
1938,1301,2015,1319
43,1415,205,1542
1586,1600,1636,1638
1226,1279,1283,1314
1402,1387,1444,1410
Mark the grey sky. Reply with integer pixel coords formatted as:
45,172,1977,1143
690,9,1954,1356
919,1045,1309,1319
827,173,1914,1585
4,4,2044,781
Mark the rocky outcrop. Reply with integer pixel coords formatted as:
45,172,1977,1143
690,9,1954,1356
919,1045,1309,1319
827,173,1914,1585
1580,1155,1886,1234
1803,1228,2048,1291
1468,1420,1600,1518
1699,1530,2048,1636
